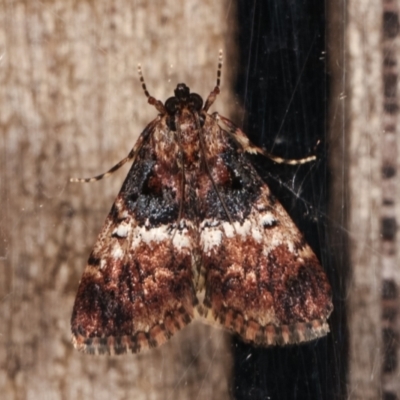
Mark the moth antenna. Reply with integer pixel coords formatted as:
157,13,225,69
203,49,223,112
137,64,166,114
137,64,151,98
216,49,223,89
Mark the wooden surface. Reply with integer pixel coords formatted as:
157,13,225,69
347,1,383,399
380,0,400,397
329,0,385,398
0,1,237,399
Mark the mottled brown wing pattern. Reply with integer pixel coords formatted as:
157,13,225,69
71,57,333,354
196,117,333,346
71,118,198,355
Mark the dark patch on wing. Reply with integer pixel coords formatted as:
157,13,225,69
71,279,135,339
200,146,263,222
267,248,333,325
88,252,101,266
119,144,180,227
71,243,197,342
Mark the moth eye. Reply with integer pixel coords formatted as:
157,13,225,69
165,97,179,114
189,93,203,111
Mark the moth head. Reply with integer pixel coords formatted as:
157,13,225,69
165,84,204,115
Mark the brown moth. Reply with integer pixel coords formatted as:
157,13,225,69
71,52,332,355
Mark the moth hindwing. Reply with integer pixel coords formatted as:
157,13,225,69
71,54,333,355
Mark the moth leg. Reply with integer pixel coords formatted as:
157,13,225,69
70,149,136,183
218,114,317,165
70,118,160,183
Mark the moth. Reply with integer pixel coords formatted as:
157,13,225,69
71,51,333,355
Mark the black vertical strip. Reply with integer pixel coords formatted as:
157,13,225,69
233,1,341,400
